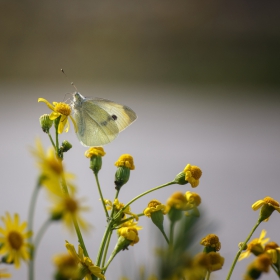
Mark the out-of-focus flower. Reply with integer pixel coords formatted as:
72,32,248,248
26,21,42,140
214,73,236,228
50,194,90,231
30,139,76,195
0,213,32,268
206,252,224,271
53,252,80,279
244,254,271,280
65,241,105,280
200,234,221,252
38,98,77,133
166,192,188,211
185,191,201,217
264,241,280,263
239,230,269,261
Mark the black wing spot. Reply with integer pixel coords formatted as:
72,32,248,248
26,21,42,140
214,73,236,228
112,114,117,121
101,121,107,126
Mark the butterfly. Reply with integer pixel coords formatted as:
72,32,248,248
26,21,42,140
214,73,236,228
71,92,137,147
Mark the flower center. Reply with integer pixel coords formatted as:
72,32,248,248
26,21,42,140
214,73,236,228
264,197,280,207
47,158,63,175
8,231,23,250
148,200,161,208
191,166,202,180
54,103,71,116
65,197,78,213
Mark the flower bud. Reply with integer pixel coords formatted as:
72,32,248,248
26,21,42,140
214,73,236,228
174,171,188,185
115,166,130,190
85,147,105,175
39,114,53,133
60,140,72,153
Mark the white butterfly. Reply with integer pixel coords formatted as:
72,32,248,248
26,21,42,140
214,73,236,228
71,92,137,147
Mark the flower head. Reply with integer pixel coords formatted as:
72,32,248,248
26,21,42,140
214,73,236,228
200,234,221,252
244,254,271,280
206,252,225,272
30,139,76,195
117,220,142,246
185,191,202,217
38,98,77,133
0,213,32,268
166,192,188,211
50,194,90,231
85,147,106,158
143,200,167,218
239,230,269,261
264,241,280,263
183,164,202,188
65,241,105,280
252,196,280,222
53,252,80,279
115,154,135,170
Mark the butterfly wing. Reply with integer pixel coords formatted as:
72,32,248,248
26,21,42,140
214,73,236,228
74,100,119,147
89,98,137,132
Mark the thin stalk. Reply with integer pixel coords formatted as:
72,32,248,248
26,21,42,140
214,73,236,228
94,173,109,219
27,179,41,280
33,219,52,253
47,132,56,149
226,221,261,280
206,271,211,280
169,220,176,246
101,230,113,269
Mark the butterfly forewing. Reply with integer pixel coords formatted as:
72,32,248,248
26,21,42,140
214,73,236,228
74,101,119,147
88,98,137,132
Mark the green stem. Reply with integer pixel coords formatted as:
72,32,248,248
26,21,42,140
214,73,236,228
169,220,176,246
96,224,113,267
33,219,52,254
159,227,169,245
206,271,211,280
27,179,42,280
94,172,109,219
271,264,280,278
101,230,113,269
115,181,175,220
47,132,56,149
226,220,261,280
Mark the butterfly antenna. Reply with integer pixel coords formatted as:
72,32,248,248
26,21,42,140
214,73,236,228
61,68,78,91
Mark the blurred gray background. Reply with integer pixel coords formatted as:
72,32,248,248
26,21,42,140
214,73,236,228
1,1,280,279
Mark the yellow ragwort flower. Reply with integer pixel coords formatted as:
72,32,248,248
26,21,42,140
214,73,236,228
53,252,80,279
264,241,280,263
117,220,142,246
206,252,225,272
143,200,167,217
239,230,269,261
85,147,106,158
30,139,76,195
183,164,202,188
0,213,32,269
166,192,188,211
0,269,11,278
65,241,105,280
252,196,280,217
50,194,90,231
115,154,135,170
185,191,201,217
38,98,77,133
200,234,221,252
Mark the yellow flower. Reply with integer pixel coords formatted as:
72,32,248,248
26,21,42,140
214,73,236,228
115,154,135,170
206,252,224,272
264,241,280,263
143,200,167,217
244,254,271,279
166,192,188,211
38,98,77,133
183,164,202,188
50,194,90,231
200,234,221,252
0,213,32,268
252,197,280,221
239,230,269,261
65,241,105,280
85,147,106,158
117,220,142,246
53,252,80,279
0,269,11,278
185,191,201,217
30,139,76,195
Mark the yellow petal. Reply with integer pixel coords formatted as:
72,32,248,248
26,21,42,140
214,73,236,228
38,98,55,111
252,200,265,210
49,111,60,120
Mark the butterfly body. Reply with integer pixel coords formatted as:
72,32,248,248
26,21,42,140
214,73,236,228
71,92,137,147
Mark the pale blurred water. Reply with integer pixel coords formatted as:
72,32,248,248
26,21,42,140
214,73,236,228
0,83,280,279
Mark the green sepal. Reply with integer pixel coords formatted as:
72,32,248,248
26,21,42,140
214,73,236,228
90,156,102,175
115,167,130,190
168,207,183,222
